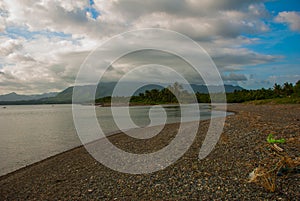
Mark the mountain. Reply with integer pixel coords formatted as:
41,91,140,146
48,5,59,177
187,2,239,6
49,82,243,103
0,82,244,104
0,92,58,102
47,83,165,103
189,84,244,94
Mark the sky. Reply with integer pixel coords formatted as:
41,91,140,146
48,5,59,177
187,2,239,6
0,0,299,95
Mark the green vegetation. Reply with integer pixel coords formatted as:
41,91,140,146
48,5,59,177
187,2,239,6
96,80,300,105
197,81,300,104
96,82,195,105
247,97,300,105
227,80,300,103
267,134,286,144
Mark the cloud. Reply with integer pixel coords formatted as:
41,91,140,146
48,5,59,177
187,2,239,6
239,74,300,89
222,73,247,81
131,2,270,41
269,74,300,84
2,0,271,40
211,48,280,70
0,1,9,32
97,0,268,19
0,35,93,94
275,11,300,32
2,0,126,39
0,0,288,94
0,39,23,56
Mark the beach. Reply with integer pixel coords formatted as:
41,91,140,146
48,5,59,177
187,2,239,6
0,104,299,200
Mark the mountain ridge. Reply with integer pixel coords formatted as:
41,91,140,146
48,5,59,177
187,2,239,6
0,82,244,104
0,92,58,102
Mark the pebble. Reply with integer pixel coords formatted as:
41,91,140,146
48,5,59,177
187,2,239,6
0,104,299,200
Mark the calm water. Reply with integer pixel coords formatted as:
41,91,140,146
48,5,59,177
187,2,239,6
0,104,228,176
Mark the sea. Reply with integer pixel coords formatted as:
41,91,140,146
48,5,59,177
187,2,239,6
0,104,230,176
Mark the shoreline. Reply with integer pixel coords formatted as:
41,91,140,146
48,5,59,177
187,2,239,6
0,117,211,180
1,104,299,200
0,103,226,178
0,145,82,180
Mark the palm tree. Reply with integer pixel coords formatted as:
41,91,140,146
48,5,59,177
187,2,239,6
294,80,300,97
273,83,282,97
283,82,293,96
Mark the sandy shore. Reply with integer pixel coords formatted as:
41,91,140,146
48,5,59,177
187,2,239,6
0,104,299,200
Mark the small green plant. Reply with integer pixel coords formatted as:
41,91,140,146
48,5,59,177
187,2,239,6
267,134,286,144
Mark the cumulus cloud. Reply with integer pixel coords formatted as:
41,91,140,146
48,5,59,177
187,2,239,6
2,0,126,39
211,48,279,70
0,35,93,94
2,0,271,40
129,1,268,41
222,73,247,81
275,11,300,32
0,1,9,32
0,39,23,56
269,74,300,84
0,0,287,94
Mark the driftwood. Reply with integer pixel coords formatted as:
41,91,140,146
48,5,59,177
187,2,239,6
248,140,300,192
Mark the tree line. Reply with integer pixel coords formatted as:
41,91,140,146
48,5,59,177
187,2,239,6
225,80,300,103
196,81,300,103
96,80,300,104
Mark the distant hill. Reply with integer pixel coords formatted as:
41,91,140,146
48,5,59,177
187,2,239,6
0,82,243,104
0,92,58,102
50,83,165,103
190,84,244,94
47,82,243,103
